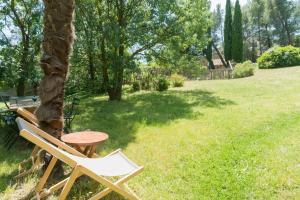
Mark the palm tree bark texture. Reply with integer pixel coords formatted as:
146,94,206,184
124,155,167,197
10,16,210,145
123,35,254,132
35,0,75,139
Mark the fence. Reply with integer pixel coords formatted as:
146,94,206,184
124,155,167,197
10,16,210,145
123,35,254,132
198,68,233,80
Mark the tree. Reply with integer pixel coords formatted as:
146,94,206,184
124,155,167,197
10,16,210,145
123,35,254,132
35,0,75,138
268,0,300,45
250,0,265,55
212,4,224,47
0,0,42,96
204,28,214,69
232,0,243,62
149,0,211,76
95,0,210,100
224,0,232,63
75,0,98,90
241,0,300,61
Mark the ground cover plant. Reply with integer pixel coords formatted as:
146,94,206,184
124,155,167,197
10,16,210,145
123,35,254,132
1,67,300,199
232,60,256,78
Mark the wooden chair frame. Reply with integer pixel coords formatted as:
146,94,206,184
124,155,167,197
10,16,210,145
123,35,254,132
17,107,39,126
17,118,143,200
14,108,43,179
15,109,98,179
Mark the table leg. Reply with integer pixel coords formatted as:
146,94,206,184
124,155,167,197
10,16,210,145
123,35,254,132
83,146,91,155
74,145,83,153
87,145,96,158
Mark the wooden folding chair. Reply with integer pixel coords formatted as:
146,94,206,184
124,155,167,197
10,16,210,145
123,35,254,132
15,109,98,179
17,107,39,126
16,117,144,200
14,108,41,179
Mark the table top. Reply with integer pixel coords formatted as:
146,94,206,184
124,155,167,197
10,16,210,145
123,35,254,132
61,131,109,146
9,96,40,110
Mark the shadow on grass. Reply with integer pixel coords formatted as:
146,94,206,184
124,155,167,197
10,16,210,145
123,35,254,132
0,89,235,199
0,137,31,192
75,89,235,151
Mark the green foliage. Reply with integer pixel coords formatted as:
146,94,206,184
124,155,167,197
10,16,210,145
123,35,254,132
170,74,185,87
0,1,43,95
155,76,169,92
132,81,140,92
242,0,300,61
140,75,154,91
204,28,212,63
224,0,232,61
212,4,224,44
232,0,243,62
257,46,300,69
233,60,256,78
136,65,165,91
180,64,208,80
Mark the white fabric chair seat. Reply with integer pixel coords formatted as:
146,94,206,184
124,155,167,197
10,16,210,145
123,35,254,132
69,151,139,177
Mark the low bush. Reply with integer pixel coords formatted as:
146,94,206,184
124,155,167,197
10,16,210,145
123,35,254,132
170,74,185,87
257,45,300,69
132,81,140,92
155,76,169,91
233,60,256,78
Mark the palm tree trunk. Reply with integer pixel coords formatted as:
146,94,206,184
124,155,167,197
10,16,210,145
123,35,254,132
35,0,75,138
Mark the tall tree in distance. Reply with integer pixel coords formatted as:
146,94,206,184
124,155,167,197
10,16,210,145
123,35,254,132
35,0,75,138
205,28,214,69
224,0,232,63
232,0,243,62
268,0,300,45
212,4,224,46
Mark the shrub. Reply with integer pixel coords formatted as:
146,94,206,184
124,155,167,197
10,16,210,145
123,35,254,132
155,76,169,91
170,74,185,87
257,45,300,69
140,73,154,90
233,60,256,78
132,81,140,92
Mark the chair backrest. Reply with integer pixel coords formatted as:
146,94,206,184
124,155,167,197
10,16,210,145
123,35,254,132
16,117,85,166
17,108,39,126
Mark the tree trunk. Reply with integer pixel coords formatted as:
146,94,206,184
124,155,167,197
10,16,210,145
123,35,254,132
10,0,29,96
84,25,95,87
35,0,75,138
87,50,95,89
284,21,292,45
108,0,125,101
265,24,272,48
258,26,262,55
251,37,256,62
17,80,26,96
17,39,30,96
212,41,227,68
100,37,110,93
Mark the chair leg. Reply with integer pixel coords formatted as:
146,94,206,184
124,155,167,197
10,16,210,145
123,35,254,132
90,167,143,200
36,157,58,192
123,184,140,199
59,166,80,200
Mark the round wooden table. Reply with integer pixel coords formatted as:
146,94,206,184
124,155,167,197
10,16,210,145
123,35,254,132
61,131,108,157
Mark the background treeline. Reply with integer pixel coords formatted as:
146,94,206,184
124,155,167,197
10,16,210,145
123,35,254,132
212,0,300,62
0,0,300,100
0,0,211,100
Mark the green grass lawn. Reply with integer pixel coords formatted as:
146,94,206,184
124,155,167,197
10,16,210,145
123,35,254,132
1,67,300,199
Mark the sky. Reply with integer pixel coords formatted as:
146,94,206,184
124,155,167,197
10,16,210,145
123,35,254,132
210,0,248,10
